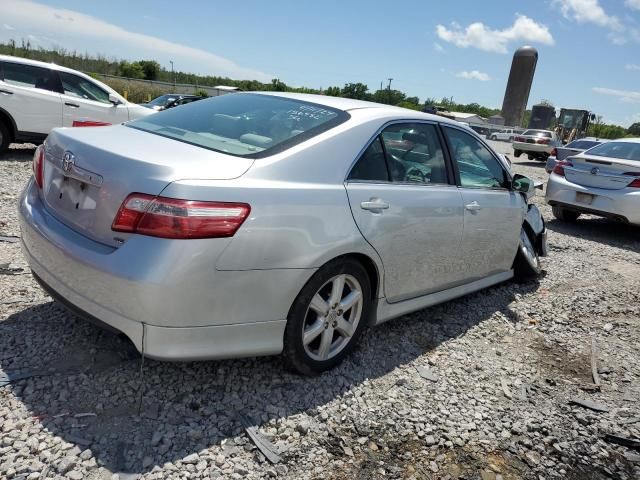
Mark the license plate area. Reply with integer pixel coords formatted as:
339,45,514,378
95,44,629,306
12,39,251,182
575,192,594,205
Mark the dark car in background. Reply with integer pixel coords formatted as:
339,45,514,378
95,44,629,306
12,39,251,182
140,94,205,111
545,137,608,173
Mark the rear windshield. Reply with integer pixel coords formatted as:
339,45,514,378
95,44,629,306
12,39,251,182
148,95,177,107
585,141,640,161
128,93,349,158
523,130,552,138
565,139,600,150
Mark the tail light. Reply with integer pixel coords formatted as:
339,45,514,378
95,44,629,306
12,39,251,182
624,172,640,188
553,160,572,177
32,144,44,188
537,138,550,145
112,193,251,239
550,148,557,157
514,136,524,142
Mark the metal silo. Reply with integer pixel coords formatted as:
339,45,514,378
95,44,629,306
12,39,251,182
501,46,538,127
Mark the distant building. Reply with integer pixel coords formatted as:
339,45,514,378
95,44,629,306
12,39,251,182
488,114,505,126
448,112,487,126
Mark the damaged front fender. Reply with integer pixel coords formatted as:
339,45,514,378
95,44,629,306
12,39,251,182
524,204,548,257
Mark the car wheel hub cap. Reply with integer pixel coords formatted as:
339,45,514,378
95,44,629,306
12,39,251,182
302,273,363,362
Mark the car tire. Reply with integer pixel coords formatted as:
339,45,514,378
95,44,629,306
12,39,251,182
0,121,11,155
514,150,522,158
490,135,497,141
552,206,580,222
513,227,541,281
509,136,514,142
283,257,372,376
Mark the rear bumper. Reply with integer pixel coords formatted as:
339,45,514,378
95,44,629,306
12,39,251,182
513,142,551,155
545,174,640,225
18,179,310,360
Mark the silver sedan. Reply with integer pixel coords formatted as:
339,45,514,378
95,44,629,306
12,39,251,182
19,92,547,375
546,138,640,225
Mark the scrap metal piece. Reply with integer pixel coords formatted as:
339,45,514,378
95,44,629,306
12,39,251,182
0,235,19,243
240,414,282,464
604,434,640,450
569,398,610,412
591,338,601,390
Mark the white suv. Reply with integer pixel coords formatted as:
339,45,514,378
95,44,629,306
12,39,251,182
0,54,152,153
489,129,517,142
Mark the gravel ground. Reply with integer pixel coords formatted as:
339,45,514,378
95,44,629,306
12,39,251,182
1,140,639,480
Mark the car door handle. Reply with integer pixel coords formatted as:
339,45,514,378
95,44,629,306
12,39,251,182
360,199,389,212
465,201,482,212
65,102,80,108
0,89,13,95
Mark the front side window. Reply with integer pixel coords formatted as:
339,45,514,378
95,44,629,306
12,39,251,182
380,123,448,185
128,93,349,158
59,72,111,104
1,62,57,91
443,126,507,189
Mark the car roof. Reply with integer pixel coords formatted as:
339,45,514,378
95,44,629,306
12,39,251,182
0,54,91,76
250,92,462,125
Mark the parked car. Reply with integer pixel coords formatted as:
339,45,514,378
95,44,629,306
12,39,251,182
513,129,560,161
489,128,518,142
546,138,640,225
0,54,152,153
544,137,608,173
140,94,205,111
19,92,547,375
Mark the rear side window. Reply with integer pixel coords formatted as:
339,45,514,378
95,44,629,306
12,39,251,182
348,137,389,182
59,72,110,104
1,62,57,91
128,93,349,158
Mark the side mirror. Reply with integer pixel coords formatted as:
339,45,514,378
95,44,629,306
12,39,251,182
512,174,536,198
108,93,122,106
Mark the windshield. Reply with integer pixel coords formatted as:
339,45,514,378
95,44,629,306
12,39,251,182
566,139,600,150
523,130,552,138
148,95,177,107
585,141,640,161
128,93,349,158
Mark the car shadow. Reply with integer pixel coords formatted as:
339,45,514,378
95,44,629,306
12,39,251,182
546,217,640,252
513,160,547,169
1,278,540,475
1,144,38,162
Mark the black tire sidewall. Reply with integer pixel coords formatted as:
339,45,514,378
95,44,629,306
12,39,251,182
283,258,372,375
514,227,541,281
0,122,10,154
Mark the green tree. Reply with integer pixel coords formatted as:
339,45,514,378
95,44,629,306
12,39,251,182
324,86,341,97
138,60,160,80
628,122,640,136
270,78,287,91
371,89,406,105
341,82,369,100
118,61,144,79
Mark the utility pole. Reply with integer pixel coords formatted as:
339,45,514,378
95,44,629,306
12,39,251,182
387,78,393,104
170,60,175,91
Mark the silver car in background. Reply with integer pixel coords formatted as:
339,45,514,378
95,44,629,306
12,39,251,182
546,138,640,225
544,137,608,173
19,92,546,375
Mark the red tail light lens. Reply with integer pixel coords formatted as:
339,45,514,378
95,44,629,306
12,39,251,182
553,160,572,177
624,172,640,188
112,193,251,239
537,138,550,145
32,144,44,188
515,136,524,142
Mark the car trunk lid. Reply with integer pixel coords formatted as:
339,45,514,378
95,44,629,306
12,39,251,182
564,154,640,190
41,125,254,247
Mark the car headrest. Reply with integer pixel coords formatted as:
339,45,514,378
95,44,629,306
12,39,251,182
239,133,273,148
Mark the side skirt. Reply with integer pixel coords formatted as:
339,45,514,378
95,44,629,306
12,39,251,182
372,270,514,325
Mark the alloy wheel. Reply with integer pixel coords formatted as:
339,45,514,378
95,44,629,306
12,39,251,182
302,274,363,361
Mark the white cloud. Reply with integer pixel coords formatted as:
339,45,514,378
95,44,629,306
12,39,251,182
626,0,640,10
436,15,554,54
433,42,445,53
555,0,623,30
3,24,15,30
456,70,491,81
0,0,272,81
593,87,640,104
626,64,640,70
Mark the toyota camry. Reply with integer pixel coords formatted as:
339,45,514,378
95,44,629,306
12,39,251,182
19,92,547,375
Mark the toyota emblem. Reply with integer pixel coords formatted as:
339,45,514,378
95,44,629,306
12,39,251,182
62,152,75,173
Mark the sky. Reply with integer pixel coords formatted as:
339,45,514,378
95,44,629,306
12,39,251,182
2,0,640,127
